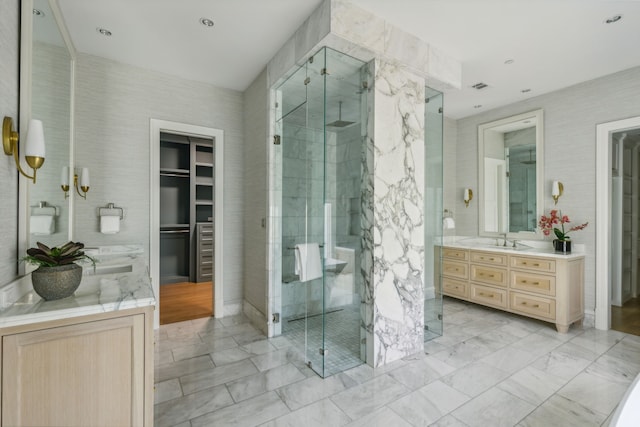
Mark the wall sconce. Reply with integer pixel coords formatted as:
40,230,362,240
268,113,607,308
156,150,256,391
2,116,45,183
552,180,563,205
464,188,473,208
75,168,90,199
443,209,456,230
61,166,70,199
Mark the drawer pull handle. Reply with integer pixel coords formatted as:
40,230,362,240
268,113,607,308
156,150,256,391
479,292,494,298
520,280,541,286
521,302,540,308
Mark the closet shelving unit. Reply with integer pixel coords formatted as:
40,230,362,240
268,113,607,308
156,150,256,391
159,133,214,285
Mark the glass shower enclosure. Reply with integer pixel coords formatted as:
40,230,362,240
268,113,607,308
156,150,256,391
274,47,368,377
424,87,444,340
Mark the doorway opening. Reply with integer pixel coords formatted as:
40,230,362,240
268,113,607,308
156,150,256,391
595,116,640,335
150,119,224,328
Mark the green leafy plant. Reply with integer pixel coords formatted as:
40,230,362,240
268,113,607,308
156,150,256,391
23,241,96,268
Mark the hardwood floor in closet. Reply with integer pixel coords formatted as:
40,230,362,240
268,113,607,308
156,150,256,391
611,297,640,336
159,282,213,324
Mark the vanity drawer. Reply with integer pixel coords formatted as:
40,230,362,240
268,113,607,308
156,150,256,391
443,247,469,261
511,271,556,296
470,265,507,287
443,260,469,280
510,292,556,321
470,251,508,266
470,284,507,308
443,277,469,299
510,256,556,273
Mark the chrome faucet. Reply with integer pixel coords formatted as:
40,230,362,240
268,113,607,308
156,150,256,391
501,233,508,247
512,239,518,248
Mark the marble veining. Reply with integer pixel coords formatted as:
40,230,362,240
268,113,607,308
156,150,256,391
371,59,425,366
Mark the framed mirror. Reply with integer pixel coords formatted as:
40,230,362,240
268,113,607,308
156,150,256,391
20,0,75,256
478,109,543,239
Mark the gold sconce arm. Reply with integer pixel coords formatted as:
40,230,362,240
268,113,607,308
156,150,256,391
552,181,564,205
74,173,89,199
61,184,70,199
3,116,45,183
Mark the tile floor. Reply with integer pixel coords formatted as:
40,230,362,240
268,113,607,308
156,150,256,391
154,297,639,426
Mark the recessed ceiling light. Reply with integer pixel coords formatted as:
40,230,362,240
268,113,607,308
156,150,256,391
474,105,482,109
32,8,45,17
199,17,214,27
521,89,531,93
504,59,515,65
96,27,112,36
605,15,622,24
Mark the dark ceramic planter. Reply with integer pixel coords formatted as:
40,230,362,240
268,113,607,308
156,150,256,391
31,263,82,301
553,239,571,254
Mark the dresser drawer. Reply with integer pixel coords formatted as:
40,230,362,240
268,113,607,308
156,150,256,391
443,247,469,261
470,284,507,308
470,265,507,287
511,271,556,296
510,256,556,273
470,251,508,266
443,277,469,298
510,292,556,321
443,260,469,280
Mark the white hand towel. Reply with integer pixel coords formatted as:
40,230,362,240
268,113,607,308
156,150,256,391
100,215,120,234
294,243,322,282
30,215,55,235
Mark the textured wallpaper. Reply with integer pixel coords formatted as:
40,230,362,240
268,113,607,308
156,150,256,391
0,0,19,286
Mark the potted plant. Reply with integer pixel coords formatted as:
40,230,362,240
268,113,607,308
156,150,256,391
23,241,96,301
538,210,588,253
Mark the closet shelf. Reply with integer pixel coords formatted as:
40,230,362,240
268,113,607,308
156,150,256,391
160,168,189,176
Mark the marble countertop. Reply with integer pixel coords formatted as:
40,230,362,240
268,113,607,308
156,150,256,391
441,237,585,260
0,245,155,328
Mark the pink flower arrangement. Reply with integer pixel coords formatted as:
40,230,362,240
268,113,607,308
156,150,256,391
538,210,588,241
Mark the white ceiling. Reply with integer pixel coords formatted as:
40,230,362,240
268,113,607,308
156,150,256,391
55,0,640,119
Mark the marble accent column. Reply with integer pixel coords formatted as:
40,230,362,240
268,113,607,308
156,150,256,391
368,59,426,366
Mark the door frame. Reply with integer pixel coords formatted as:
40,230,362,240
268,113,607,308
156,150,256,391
595,115,640,330
150,119,224,328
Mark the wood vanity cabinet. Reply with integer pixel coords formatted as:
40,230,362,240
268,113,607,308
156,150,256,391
439,246,584,333
0,306,154,426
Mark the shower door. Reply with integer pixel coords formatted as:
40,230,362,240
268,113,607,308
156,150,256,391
276,47,366,377
424,87,444,339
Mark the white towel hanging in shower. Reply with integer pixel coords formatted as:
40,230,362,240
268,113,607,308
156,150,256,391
294,243,322,282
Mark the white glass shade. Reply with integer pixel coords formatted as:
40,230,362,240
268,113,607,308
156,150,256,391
61,166,69,186
552,181,561,197
25,119,45,158
80,168,90,187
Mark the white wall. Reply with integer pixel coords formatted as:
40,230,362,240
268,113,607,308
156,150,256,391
0,0,20,286
242,68,269,318
74,53,245,308
454,65,640,315
443,116,457,216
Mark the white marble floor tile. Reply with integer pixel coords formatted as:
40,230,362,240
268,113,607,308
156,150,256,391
557,371,631,416
429,414,470,426
530,349,591,381
153,384,234,427
156,334,204,353
344,407,412,427
434,327,475,347
605,337,640,365
220,314,250,327
388,380,470,425
569,328,625,355
172,336,238,362
387,355,456,390
480,345,538,374
190,391,290,427
330,374,409,420
586,353,640,385
250,347,304,372
226,363,306,403
452,387,535,427
180,358,258,395
496,366,565,406
441,361,509,397
510,332,565,357
424,338,449,354
155,355,214,383
240,338,277,355
432,338,495,368
211,346,256,366
155,349,174,366
276,373,356,411
154,378,183,404
518,394,607,427
259,398,351,427
552,339,601,362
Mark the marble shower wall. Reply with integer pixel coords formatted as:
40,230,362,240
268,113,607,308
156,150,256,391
368,59,426,366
